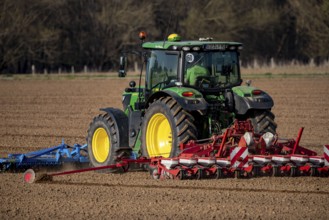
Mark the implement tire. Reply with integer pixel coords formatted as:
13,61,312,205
141,97,197,158
249,110,277,134
87,110,128,172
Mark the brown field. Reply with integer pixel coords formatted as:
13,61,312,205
0,75,329,219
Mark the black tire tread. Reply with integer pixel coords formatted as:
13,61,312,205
251,110,277,134
141,97,197,158
87,109,129,172
87,113,118,171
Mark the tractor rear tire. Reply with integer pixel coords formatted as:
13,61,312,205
249,110,277,134
87,111,128,173
141,97,197,158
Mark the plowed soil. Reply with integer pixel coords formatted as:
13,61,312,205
0,75,328,219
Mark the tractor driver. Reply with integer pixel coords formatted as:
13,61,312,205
185,53,210,87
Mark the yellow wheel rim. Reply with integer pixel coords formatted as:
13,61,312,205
92,127,110,163
146,113,172,158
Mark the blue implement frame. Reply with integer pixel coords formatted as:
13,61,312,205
0,140,89,171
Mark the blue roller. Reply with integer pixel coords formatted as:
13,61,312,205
0,140,89,171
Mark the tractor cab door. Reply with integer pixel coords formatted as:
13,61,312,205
146,50,179,97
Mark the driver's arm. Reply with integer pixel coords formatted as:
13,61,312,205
186,65,209,86
185,69,192,84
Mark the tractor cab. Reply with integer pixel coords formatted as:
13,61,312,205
142,34,243,97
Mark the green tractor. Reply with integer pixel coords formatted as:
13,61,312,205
87,33,277,169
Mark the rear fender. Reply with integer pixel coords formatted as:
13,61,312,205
100,107,129,149
233,93,274,115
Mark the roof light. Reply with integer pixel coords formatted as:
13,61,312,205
192,46,200,51
139,31,147,40
182,46,190,51
182,91,194,97
168,33,181,42
229,46,236,50
238,46,243,50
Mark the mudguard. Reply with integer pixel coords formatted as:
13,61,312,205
100,107,129,149
233,93,274,115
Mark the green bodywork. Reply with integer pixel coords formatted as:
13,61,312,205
123,92,139,113
233,86,256,97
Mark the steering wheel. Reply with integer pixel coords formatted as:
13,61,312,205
151,70,175,90
151,81,167,90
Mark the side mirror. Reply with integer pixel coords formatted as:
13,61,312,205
245,80,252,86
129,80,136,88
118,56,127,77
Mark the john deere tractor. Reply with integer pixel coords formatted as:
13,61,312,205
87,33,277,169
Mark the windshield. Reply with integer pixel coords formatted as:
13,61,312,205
183,51,240,89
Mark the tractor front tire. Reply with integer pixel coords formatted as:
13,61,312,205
141,97,197,158
87,112,127,172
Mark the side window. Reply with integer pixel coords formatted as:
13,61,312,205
147,50,178,92
219,52,239,84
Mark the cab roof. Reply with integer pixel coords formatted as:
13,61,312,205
142,40,242,50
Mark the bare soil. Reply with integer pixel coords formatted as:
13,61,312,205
0,76,328,219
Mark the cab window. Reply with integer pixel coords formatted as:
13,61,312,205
184,51,240,89
147,50,178,92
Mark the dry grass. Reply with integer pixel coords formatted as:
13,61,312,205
241,59,329,75
1,59,329,78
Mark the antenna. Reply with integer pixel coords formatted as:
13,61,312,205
162,9,174,48
137,53,144,109
136,32,147,110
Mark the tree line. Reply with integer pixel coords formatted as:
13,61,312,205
1,0,328,74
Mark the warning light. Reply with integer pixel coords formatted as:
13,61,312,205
168,33,181,42
139,31,147,40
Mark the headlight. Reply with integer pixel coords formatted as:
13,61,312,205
182,46,190,51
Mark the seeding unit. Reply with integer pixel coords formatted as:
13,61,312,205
148,121,329,180
1,120,327,183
